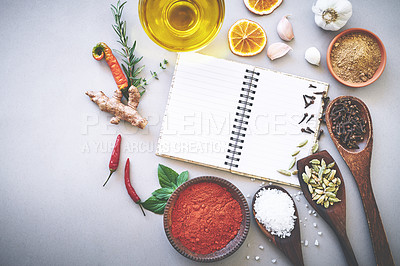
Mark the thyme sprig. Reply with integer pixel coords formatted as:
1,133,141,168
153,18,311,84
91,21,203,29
111,1,146,98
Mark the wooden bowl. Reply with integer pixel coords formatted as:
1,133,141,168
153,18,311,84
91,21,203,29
163,176,250,262
327,28,386,88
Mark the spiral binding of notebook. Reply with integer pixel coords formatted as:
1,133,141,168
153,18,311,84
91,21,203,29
224,69,260,168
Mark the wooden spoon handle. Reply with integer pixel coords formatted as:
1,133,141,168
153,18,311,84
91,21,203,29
357,179,394,266
335,230,358,266
341,144,394,265
282,247,304,266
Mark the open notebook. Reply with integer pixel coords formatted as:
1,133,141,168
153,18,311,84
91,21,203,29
156,53,329,187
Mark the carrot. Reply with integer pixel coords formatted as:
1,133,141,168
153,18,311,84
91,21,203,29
92,42,128,91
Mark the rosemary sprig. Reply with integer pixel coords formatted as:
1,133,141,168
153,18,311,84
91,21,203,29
111,1,146,98
111,1,168,99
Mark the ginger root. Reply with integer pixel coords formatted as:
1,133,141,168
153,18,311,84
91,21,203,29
86,86,148,129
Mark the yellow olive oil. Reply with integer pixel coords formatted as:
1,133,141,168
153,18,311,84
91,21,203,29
139,0,225,52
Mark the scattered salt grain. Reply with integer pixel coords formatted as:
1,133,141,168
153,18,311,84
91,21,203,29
312,210,316,214
305,204,309,208
315,240,319,246
304,240,309,246
247,243,251,247
246,256,250,260
295,195,300,202
246,194,250,198
318,231,323,236
301,240,304,244
251,178,255,182
261,181,265,185
259,245,264,250
304,217,308,221
269,182,272,185
308,210,312,215
255,256,260,261
314,213,318,217
313,222,317,228
254,188,297,238
272,258,277,264
303,224,306,227
298,191,302,195
299,220,302,223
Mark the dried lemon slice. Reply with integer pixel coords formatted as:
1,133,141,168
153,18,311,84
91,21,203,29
228,19,267,57
244,0,283,15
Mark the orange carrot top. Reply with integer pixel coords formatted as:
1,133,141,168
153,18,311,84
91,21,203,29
92,42,128,91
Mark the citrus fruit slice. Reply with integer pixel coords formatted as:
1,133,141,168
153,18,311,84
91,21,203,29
244,0,283,15
228,19,267,57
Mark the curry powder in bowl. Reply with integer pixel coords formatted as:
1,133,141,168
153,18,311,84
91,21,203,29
327,28,386,87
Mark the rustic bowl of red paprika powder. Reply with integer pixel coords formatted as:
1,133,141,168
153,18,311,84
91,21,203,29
163,176,250,262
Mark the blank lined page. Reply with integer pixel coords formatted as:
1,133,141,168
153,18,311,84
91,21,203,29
235,68,328,186
157,53,252,170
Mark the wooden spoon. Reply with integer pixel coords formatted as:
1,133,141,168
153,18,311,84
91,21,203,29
326,96,394,266
297,150,358,266
252,185,304,266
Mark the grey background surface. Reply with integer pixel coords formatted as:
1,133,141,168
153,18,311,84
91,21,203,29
0,0,399,265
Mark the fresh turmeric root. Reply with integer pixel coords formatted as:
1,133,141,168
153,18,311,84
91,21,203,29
86,86,148,129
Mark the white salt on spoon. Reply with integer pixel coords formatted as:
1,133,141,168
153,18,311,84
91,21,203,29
252,185,304,266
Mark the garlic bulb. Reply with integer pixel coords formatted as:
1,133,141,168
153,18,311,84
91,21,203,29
305,47,321,66
312,0,352,31
277,15,294,41
267,43,292,61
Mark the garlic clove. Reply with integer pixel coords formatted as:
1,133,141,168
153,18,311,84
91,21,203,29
277,15,294,41
305,47,321,66
267,43,292,60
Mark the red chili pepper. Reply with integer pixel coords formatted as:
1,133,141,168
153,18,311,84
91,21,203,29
125,158,146,216
92,42,128,91
103,134,122,187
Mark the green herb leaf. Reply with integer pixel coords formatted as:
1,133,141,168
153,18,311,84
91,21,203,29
142,165,189,214
152,187,174,200
158,164,178,188
121,87,129,100
176,171,189,187
150,70,158,80
171,182,179,190
142,196,167,214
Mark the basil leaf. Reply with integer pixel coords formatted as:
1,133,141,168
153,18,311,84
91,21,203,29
143,164,189,215
153,193,171,201
176,171,189,187
158,164,179,188
153,187,175,195
152,187,174,200
170,182,178,190
142,196,167,214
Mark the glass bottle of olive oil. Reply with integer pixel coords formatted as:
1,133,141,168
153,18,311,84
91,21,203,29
139,0,225,52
